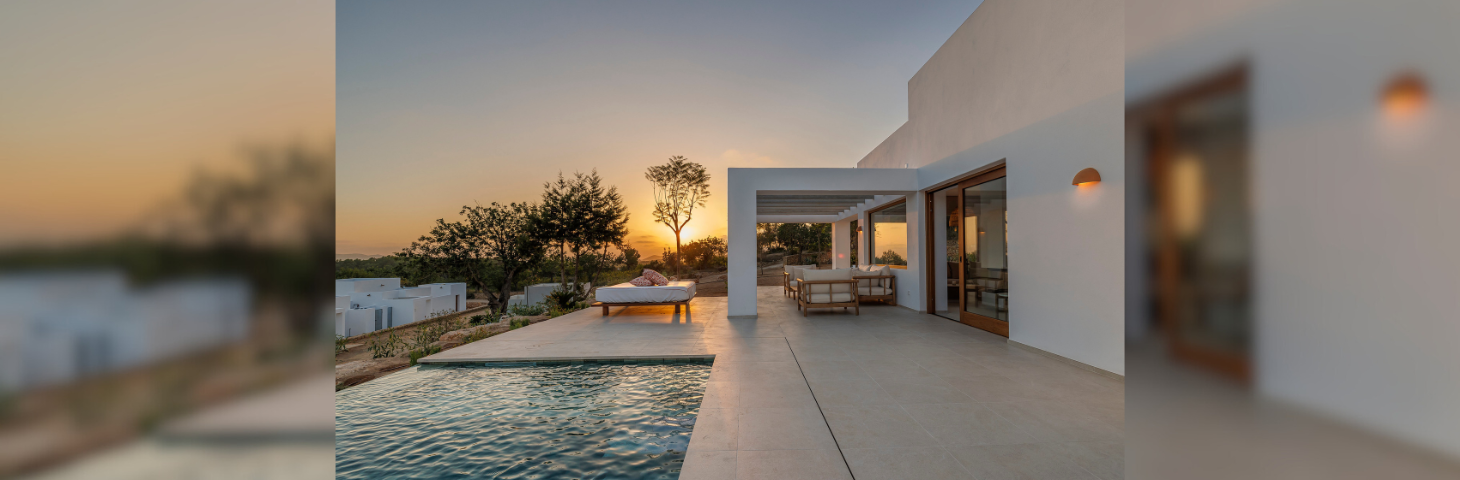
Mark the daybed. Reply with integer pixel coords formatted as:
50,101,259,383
592,280,697,315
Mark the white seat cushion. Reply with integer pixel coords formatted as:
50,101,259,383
857,286,891,296
788,279,800,287
807,292,854,304
802,268,853,295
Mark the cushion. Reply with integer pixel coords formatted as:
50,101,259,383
807,292,854,304
802,268,853,295
642,269,669,286
628,276,653,287
857,286,891,296
854,265,890,288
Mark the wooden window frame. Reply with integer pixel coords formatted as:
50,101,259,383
1131,63,1252,384
865,198,909,269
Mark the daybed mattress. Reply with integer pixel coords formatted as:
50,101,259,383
595,280,697,303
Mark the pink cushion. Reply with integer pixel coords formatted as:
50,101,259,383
628,276,653,287
642,269,669,286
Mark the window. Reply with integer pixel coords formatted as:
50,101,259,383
868,201,908,267
849,219,859,266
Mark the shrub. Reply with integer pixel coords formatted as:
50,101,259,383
335,335,348,355
369,332,403,359
408,345,443,366
545,287,578,310
508,303,547,317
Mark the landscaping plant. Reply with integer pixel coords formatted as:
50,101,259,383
368,332,404,359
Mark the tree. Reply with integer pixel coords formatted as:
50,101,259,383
533,170,629,302
756,223,780,275
617,243,640,271
399,202,545,314
681,235,727,270
774,223,832,265
465,202,547,312
878,249,905,266
645,156,710,276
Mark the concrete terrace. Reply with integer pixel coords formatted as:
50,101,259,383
421,287,1123,480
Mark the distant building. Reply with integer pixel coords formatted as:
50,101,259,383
0,272,251,392
334,278,466,337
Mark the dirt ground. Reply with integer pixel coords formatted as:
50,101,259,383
693,270,784,297
334,310,549,390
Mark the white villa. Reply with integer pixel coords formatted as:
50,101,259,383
0,272,251,392
728,0,1126,375
725,0,1460,466
335,278,466,337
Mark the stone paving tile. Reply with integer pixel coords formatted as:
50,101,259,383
417,286,1124,473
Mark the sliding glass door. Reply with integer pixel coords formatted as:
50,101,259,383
926,166,1008,336
960,171,1008,335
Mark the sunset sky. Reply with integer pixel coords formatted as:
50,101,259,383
337,0,981,257
0,0,334,247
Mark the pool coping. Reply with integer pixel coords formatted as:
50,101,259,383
416,354,716,366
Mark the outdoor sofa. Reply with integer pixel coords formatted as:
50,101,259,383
783,264,817,299
798,268,860,316
853,265,897,305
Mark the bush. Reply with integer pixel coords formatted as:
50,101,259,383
368,332,404,359
408,345,443,366
509,303,547,317
545,287,579,310
468,313,499,325
335,335,348,355
509,317,531,330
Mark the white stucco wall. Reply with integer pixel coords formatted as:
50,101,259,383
1129,0,1460,458
868,0,1124,374
858,0,1124,170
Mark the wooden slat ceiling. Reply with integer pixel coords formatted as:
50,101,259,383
755,194,876,216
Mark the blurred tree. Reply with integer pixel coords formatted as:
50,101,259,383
617,243,640,271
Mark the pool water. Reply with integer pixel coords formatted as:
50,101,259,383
335,362,711,480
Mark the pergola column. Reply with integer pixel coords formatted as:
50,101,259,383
726,169,759,318
832,217,853,269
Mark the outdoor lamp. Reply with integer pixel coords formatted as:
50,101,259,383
1072,168,1101,186
1382,71,1427,118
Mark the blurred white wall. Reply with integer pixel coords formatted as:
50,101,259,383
1128,0,1460,459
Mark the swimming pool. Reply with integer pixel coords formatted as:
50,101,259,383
335,361,711,479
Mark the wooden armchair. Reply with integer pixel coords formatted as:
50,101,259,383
798,268,859,316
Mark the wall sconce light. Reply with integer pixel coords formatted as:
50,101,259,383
1382,71,1428,118
1072,168,1101,186
856,226,863,233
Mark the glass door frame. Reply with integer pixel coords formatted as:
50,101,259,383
1131,64,1251,383
925,165,1008,337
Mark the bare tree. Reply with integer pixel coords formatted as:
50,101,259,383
645,156,710,276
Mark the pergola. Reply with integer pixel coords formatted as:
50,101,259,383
726,167,920,318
